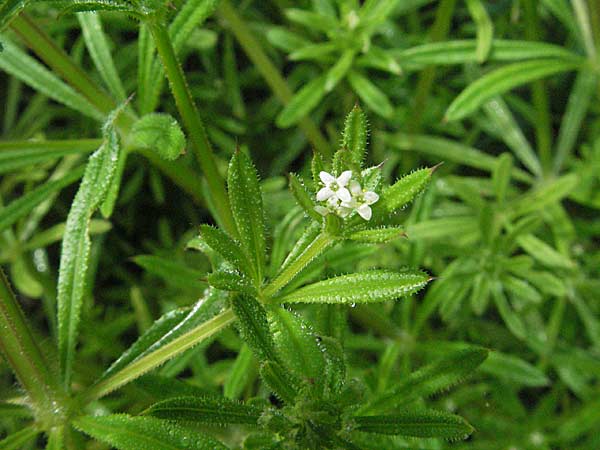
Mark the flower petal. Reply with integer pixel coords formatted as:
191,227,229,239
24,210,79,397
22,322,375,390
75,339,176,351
337,206,352,218
314,205,329,216
337,187,352,203
357,204,372,220
317,187,334,201
337,170,353,186
349,180,362,196
319,171,335,184
364,191,379,204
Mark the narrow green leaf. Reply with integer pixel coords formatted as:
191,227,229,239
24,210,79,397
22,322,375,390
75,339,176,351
0,139,98,174
269,307,324,381
517,234,575,269
445,59,580,121
280,269,430,304
0,167,84,233
0,0,30,30
132,255,205,290
0,425,40,450
0,35,103,121
510,174,579,217
224,344,255,399
325,49,355,92
284,8,338,32
347,70,393,118
492,153,513,205
288,42,338,61
276,75,327,128
77,12,127,101
380,167,433,213
266,26,310,53
199,225,251,275
491,281,526,339
384,133,533,183
319,335,346,396
207,271,256,295
231,294,278,362
466,0,493,62
288,173,321,221
347,227,405,243
342,105,368,166
353,411,474,440
481,351,550,386
57,119,122,387
145,395,261,425
74,414,227,450
228,150,266,282
363,347,489,414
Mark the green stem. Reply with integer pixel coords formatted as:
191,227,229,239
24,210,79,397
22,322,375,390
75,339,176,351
218,0,332,159
263,232,335,299
522,0,552,174
0,268,67,426
148,22,236,235
79,308,236,404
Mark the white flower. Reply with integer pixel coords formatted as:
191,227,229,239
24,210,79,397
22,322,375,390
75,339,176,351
316,170,352,203
343,180,379,221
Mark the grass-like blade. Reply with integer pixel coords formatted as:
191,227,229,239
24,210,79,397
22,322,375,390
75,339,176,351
228,150,266,283
0,0,30,30
0,167,83,233
280,269,430,304
0,35,103,121
144,396,261,425
445,58,580,121
74,414,227,450
77,12,127,101
466,0,493,62
353,411,474,440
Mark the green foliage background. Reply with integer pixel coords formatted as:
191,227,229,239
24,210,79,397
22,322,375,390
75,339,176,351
0,0,599,448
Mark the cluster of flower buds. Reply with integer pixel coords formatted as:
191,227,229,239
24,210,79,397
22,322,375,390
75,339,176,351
314,170,379,220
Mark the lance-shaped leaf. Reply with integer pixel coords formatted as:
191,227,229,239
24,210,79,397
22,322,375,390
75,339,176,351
208,271,256,295
379,167,434,213
0,0,31,30
74,414,227,450
199,224,251,276
510,174,578,217
260,360,300,403
228,150,266,283
280,269,430,304
481,351,549,387
269,307,324,381
231,295,278,363
347,70,393,118
325,49,355,92
445,58,580,121
131,113,185,161
342,105,368,166
0,167,84,233
276,75,327,128
144,396,262,426
353,411,474,440
288,173,321,221
0,425,39,450
347,227,405,243
319,336,346,397
57,113,122,388
362,347,488,414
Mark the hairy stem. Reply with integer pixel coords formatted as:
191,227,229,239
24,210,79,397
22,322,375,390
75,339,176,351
218,0,332,159
0,268,67,426
149,22,236,235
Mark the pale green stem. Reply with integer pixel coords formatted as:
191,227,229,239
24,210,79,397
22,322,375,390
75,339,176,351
263,232,336,299
79,308,236,404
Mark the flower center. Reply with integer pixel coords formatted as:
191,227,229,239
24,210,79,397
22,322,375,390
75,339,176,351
330,181,339,191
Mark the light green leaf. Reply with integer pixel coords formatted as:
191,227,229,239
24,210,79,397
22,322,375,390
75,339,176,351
481,351,550,386
288,173,321,221
266,27,310,53
74,414,227,450
380,167,433,213
347,70,393,118
0,35,103,121
132,255,205,290
466,0,493,62
228,150,266,283
325,49,355,92
492,153,513,205
280,269,430,304
199,224,251,276
78,12,127,101
224,344,255,399
144,395,261,425
491,281,526,339
510,174,579,217
284,8,338,33
131,113,185,161
207,271,256,295
231,295,278,363
353,411,474,440
276,75,327,128
347,227,405,243
260,360,299,403
517,234,575,269
0,167,84,233
342,104,368,166
0,425,39,450
446,59,580,121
